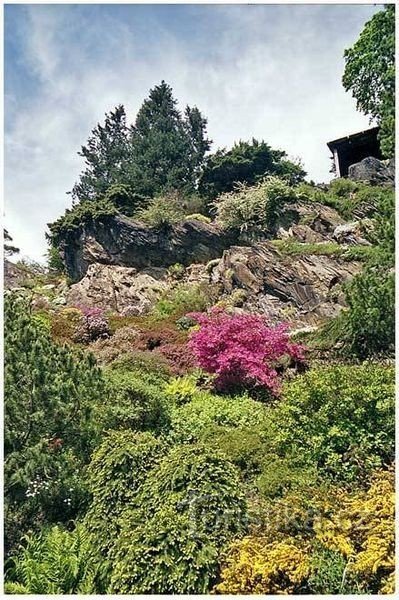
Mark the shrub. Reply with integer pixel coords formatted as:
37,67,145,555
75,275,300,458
72,305,110,343
47,198,117,247
167,262,185,279
216,537,310,594
150,283,210,321
344,260,394,358
313,469,394,594
188,308,305,394
164,374,199,405
95,369,171,433
168,391,268,444
275,364,394,482
136,190,187,227
84,430,164,559
50,307,83,344
157,342,197,375
214,177,303,237
4,524,101,594
109,444,247,593
107,349,171,381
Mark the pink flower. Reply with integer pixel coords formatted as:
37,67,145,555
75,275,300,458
187,309,305,394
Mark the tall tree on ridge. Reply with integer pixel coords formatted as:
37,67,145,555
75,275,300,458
71,105,132,203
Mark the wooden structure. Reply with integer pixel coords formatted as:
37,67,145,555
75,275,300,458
327,127,382,177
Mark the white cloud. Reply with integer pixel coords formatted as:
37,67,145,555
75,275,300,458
5,4,379,261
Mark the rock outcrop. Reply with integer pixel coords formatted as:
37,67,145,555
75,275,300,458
66,263,168,314
212,241,362,326
61,215,236,282
348,156,395,186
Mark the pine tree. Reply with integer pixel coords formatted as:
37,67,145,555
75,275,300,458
71,105,132,202
4,293,104,556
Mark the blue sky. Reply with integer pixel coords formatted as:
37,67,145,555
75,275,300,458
4,3,380,261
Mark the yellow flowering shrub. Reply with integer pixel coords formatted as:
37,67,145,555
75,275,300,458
314,469,395,593
216,537,310,594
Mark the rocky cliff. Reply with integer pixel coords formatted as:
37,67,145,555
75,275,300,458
61,215,236,281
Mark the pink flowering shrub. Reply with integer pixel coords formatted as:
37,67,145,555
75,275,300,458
187,309,305,394
73,305,110,343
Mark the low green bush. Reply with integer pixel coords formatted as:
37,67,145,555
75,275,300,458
84,430,164,559
95,369,171,434
274,364,394,482
109,444,247,594
168,391,269,444
214,176,302,237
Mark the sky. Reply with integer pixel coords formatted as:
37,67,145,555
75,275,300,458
4,3,381,262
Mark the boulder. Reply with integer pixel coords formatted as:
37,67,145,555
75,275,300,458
348,156,395,186
333,222,371,246
66,263,168,314
212,241,362,326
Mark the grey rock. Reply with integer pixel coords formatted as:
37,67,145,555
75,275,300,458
348,156,395,186
66,263,168,314
61,215,237,282
213,241,362,327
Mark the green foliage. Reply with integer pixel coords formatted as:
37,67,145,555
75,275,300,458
109,444,247,593
71,105,132,203
307,545,361,594
4,293,104,555
46,245,65,275
84,430,164,559
344,264,394,358
129,81,211,197
95,368,171,433
164,374,199,406
185,212,212,223
167,262,186,279
150,282,210,320
214,177,303,238
47,198,116,247
168,390,269,444
4,524,101,594
343,187,394,357
104,182,147,216
275,364,394,482
137,190,187,227
343,5,395,156
4,229,20,257
199,138,306,201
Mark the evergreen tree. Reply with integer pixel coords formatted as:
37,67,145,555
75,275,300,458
198,139,306,201
71,105,132,202
4,293,104,555
129,81,211,197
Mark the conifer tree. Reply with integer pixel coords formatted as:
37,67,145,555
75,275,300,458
4,293,104,555
71,105,132,202
129,81,211,197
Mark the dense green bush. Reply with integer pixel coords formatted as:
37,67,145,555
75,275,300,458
84,430,164,558
214,177,304,238
4,293,104,555
109,444,247,593
274,364,394,482
137,190,206,228
4,524,101,594
168,391,269,444
198,139,306,201
150,283,210,320
95,368,171,433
